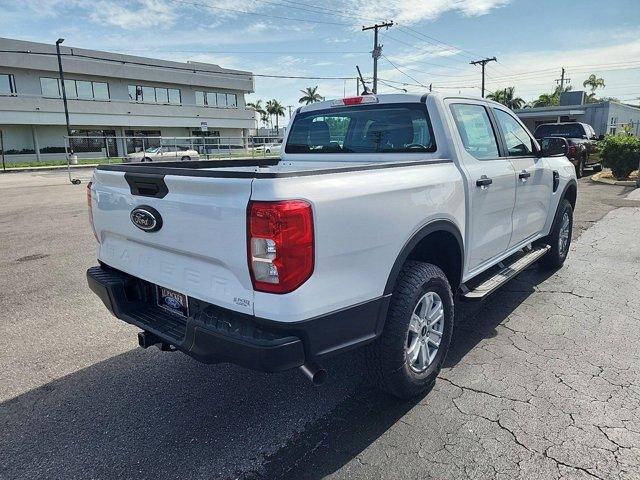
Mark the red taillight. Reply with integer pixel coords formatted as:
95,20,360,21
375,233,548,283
331,95,378,107
87,181,99,243
567,144,577,157
248,200,314,294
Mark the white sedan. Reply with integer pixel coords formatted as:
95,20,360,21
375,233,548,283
253,143,282,154
125,146,200,162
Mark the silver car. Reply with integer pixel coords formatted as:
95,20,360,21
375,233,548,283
126,146,200,162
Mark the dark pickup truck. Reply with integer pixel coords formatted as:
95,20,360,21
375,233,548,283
533,122,602,178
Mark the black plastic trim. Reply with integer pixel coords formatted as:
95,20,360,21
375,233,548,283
560,178,577,203
97,158,452,179
383,220,464,295
124,172,169,198
87,265,388,371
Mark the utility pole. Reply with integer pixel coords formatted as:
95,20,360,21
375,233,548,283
362,21,393,94
555,67,571,91
470,56,496,98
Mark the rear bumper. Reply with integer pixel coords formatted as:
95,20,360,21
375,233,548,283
87,265,388,372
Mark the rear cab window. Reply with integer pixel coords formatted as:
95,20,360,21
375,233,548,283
285,103,436,154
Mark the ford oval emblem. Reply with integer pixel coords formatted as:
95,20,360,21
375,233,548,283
130,206,162,232
163,296,182,309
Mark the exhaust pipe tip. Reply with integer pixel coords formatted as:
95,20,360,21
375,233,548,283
299,362,327,385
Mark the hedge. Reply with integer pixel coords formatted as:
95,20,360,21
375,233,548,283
598,134,640,180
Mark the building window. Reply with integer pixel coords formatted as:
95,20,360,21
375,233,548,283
128,85,182,104
41,77,60,97
168,88,181,104
195,90,238,108
76,80,93,99
93,82,109,100
40,77,110,100
0,73,17,95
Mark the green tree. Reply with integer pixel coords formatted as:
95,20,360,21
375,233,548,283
532,85,572,107
584,74,606,103
583,74,605,96
247,100,266,130
298,86,324,105
486,86,525,110
266,99,285,132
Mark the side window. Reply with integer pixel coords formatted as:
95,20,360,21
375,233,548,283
450,104,500,160
493,109,534,156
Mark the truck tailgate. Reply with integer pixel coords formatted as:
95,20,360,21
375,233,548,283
91,169,255,315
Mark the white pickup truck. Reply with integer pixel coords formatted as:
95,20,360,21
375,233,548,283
87,93,577,398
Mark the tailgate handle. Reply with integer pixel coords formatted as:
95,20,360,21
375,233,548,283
124,173,169,198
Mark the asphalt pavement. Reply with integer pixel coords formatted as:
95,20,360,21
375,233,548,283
1,169,639,479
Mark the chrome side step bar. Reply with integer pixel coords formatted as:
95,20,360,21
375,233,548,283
460,245,551,301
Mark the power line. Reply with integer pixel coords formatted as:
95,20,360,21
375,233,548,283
168,0,351,26
381,54,428,88
0,49,356,81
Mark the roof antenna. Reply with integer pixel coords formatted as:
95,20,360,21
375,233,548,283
356,65,371,95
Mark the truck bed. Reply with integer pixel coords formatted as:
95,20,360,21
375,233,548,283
96,157,449,179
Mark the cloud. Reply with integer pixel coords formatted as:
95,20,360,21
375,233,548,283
346,0,511,25
89,0,178,29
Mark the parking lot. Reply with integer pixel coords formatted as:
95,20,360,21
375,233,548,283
1,169,639,479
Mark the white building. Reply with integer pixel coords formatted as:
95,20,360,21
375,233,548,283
0,37,255,161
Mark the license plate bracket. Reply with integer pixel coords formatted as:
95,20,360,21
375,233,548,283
156,286,189,317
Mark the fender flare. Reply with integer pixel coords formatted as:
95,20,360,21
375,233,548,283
560,178,577,208
383,219,464,295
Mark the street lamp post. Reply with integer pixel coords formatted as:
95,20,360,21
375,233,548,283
56,39,81,184
55,39,72,149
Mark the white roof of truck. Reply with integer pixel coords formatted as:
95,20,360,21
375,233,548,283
296,92,500,114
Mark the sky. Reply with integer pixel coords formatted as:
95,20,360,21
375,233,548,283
2,0,639,123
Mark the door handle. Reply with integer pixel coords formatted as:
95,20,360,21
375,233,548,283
519,170,531,180
476,175,493,188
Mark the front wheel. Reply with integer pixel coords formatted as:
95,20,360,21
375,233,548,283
539,199,573,270
181,156,191,161
366,261,454,399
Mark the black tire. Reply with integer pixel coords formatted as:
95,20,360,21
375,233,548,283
575,155,585,178
366,261,454,399
539,199,573,270
141,157,152,163
181,156,190,161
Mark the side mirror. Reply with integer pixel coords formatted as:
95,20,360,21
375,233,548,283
538,137,569,157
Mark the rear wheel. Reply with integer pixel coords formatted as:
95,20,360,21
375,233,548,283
575,155,586,178
366,261,454,399
540,199,573,270
141,157,152,163
181,156,191,161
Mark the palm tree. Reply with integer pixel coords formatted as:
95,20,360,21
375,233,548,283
532,85,572,107
299,86,324,105
532,93,556,107
266,99,285,133
583,74,605,93
246,100,266,131
583,74,605,103
486,86,525,110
